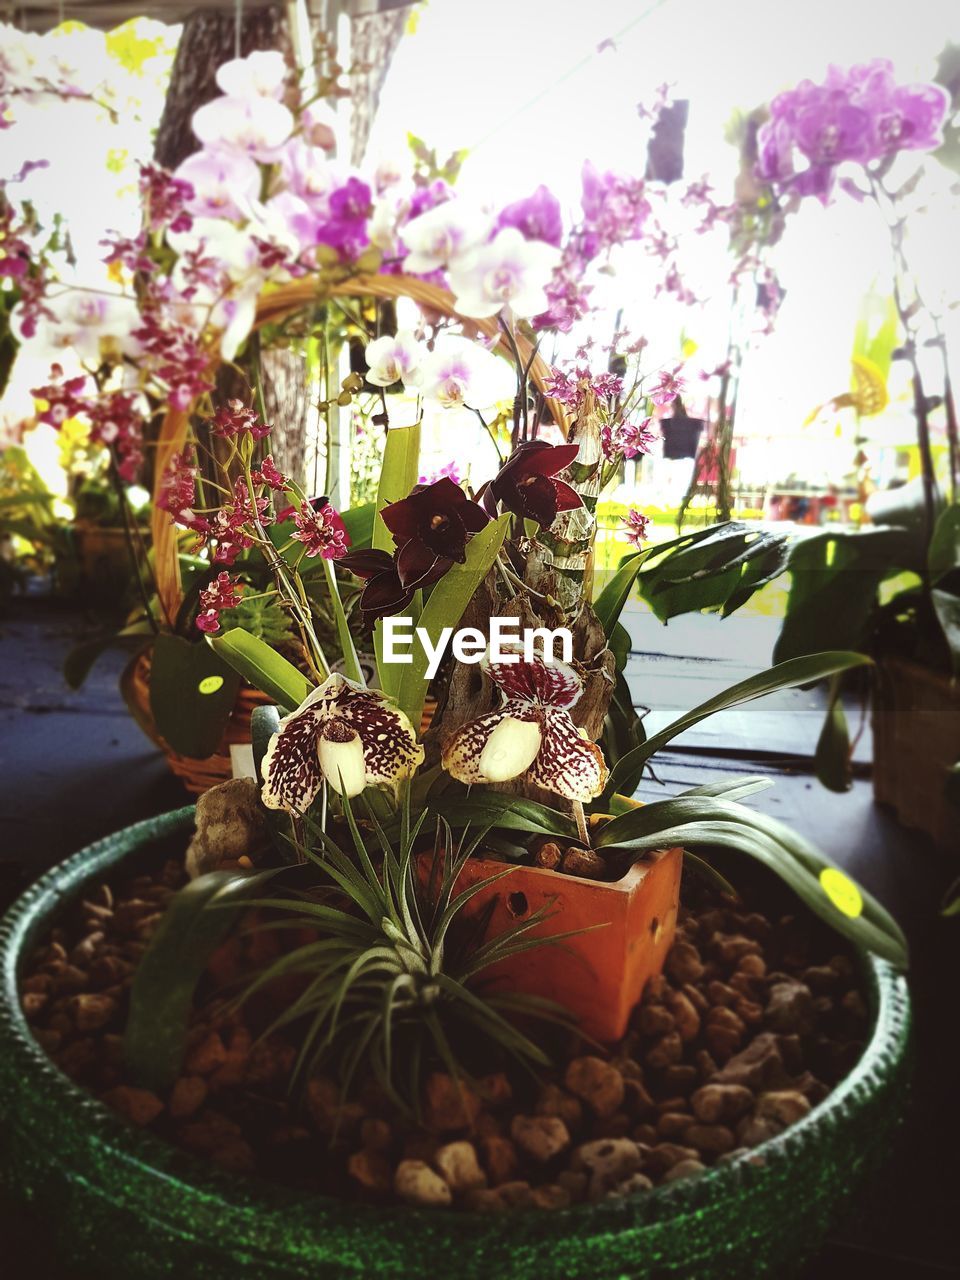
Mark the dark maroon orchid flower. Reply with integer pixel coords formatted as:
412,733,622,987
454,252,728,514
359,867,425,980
340,547,451,620
484,441,582,526
342,479,488,620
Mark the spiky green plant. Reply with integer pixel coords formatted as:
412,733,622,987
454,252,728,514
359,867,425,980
125,788,577,1115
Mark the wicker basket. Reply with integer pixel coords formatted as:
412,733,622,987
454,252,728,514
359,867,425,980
872,656,960,852
142,275,566,793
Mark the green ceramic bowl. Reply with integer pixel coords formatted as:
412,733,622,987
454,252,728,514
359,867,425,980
0,808,911,1280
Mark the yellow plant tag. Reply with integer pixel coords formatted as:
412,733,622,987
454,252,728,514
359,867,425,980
198,675,224,696
819,867,863,918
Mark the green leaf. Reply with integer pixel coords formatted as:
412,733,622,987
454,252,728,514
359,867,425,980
815,674,853,792
431,791,578,840
63,618,154,689
595,793,907,967
148,634,241,758
774,528,915,662
931,587,960,674
321,557,364,684
637,523,789,622
340,501,375,551
393,515,510,728
373,423,421,554
372,424,422,693
928,503,960,582
124,869,274,1090
210,627,312,711
593,549,652,637
605,650,871,799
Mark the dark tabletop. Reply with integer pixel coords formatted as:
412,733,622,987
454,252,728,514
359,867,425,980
0,594,957,1279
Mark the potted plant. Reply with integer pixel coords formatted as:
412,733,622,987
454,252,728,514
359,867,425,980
0,331,908,1276
0,46,912,1277
628,56,960,849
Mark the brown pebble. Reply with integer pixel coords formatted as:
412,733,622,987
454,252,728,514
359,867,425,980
184,1031,227,1076
564,1056,625,1118
510,1114,570,1162
102,1085,163,1127
684,1122,735,1155
535,842,562,870
665,941,704,984
348,1148,393,1193
169,1076,208,1120
69,993,117,1032
691,1083,754,1124
645,1031,683,1070
560,847,607,879
657,1112,694,1140
435,1140,486,1192
424,1072,482,1132
480,1135,519,1186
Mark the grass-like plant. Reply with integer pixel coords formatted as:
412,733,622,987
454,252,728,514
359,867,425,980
125,787,577,1114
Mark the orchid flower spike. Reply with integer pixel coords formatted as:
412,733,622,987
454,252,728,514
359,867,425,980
261,673,424,814
441,647,607,802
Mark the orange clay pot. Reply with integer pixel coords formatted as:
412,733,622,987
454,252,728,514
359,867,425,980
450,846,683,1043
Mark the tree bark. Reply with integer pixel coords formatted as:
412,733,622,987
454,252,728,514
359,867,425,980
154,6,292,170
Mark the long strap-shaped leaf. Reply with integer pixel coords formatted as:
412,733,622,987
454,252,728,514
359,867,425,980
123,867,277,1091
210,627,312,711
596,793,907,967
604,650,871,800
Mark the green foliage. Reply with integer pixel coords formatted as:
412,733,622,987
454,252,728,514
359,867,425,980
210,628,312,712
392,515,510,729
773,528,911,662
126,790,570,1116
593,548,654,637
148,634,241,758
219,592,296,649
594,785,908,967
124,868,277,1091
636,522,791,621
603,651,871,801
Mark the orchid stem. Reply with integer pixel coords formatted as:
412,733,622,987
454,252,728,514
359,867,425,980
573,801,590,848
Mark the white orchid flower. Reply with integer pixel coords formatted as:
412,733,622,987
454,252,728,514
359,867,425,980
402,200,491,275
449,227,560,320
420,334,514,411
364,330,426,388
192,94,293,160
14,290,142,365
215,49,288,99
442,647,608,802
175,148,262,221
261,673,424,813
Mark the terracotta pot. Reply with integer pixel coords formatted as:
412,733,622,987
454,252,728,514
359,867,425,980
449,848,682,1043
872,657,960,852
0,810,912,1280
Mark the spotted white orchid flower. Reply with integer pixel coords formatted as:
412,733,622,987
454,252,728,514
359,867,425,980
261,673,424,814
441,648,607,802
